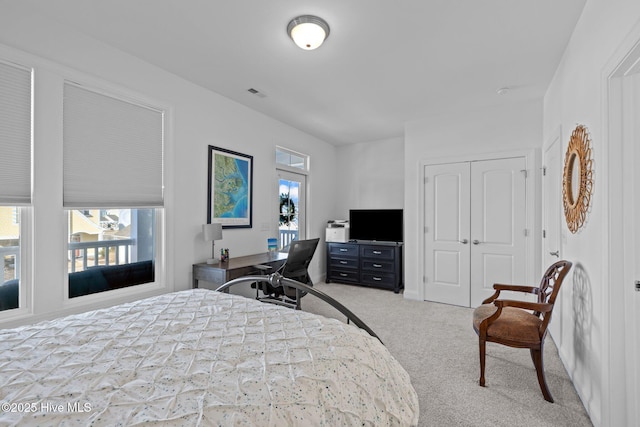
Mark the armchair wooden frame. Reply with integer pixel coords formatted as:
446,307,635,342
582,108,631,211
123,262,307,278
472,260,572,402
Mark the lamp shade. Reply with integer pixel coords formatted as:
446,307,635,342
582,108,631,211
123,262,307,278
287,15,330,50
203,223,223,241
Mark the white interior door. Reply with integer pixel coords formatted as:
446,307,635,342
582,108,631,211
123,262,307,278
424,158,528,307
469,158,527,307
543,134,564,339
627,72,640,424
543,135,563,268
424,162,471,306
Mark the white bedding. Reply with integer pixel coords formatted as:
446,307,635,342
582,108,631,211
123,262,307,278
0,289,418,426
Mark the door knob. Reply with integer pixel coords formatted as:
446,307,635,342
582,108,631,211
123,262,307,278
472,240,481,245
459,239,468,244
549,250,559,257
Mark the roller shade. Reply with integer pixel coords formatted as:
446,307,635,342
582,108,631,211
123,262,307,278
63,83,164,208
0,60,32,205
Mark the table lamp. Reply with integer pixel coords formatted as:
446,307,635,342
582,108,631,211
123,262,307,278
203,223,223,264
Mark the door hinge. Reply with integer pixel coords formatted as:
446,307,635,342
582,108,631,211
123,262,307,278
520,169,528,178
524,229,528,237
542,166,547,176
543,229,546,238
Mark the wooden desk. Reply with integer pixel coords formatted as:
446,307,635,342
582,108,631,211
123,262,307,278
193,252,288,289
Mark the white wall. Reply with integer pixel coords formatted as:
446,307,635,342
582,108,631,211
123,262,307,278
0,9,337,327
403,101,543,300
543,1,640,425
334,136,404,218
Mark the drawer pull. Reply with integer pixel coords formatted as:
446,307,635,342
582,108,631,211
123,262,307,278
373,277,382,281
340,273,348,277
339,248,348,252
340,260,348,264
373,264,382,268
373,250,382,255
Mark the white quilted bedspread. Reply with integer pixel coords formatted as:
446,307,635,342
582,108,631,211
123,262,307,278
0,289,418,426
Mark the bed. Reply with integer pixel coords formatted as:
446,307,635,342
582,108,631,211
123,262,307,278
0,277,419,426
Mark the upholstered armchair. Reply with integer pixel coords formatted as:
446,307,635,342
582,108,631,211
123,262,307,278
472,260,572,402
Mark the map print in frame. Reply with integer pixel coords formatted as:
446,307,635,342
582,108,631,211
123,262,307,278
207,145,253,228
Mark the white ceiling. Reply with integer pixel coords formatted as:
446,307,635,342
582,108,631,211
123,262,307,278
6,0,586,145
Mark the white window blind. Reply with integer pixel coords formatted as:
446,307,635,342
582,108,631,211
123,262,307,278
0,60,32,205
63,82,164,208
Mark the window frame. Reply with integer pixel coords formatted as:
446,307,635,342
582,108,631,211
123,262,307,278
0,56,33,320
60,78,168,305
0,206,33,320
64,207,166,305
276,146,309,174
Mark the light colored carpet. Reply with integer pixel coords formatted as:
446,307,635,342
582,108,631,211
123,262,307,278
302,281,593,427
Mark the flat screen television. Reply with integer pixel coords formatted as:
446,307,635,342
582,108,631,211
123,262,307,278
348,209,403,243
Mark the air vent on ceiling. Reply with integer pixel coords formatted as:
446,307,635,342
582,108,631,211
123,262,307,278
247,88,266,98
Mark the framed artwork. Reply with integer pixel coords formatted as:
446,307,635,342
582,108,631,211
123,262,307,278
207,145,253,228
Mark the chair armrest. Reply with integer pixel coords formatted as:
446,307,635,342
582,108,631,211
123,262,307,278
482,283,539,304
494,299,553,313
493,283,539,293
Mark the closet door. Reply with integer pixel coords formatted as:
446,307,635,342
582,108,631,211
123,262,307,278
423,162,471,306
423,157,527,307
469,158,527,307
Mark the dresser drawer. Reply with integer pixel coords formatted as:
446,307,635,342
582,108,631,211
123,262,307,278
329,243,359,258
326,242,403,292
329,269,360,283
361,245,395,260
361,272,396,289
361,259,395,273
330,257,358,269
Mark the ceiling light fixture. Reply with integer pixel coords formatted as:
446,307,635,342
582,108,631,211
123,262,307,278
287,15,330,50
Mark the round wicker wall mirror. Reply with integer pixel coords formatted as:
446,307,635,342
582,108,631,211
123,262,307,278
562,124,593,233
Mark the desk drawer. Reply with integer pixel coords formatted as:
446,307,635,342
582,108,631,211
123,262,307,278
193,265,226,285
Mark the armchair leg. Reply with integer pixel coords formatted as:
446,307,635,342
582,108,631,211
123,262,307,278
479,338,486,387
531,347,554,403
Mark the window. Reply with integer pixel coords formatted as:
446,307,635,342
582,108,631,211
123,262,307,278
67,209,155,297
0,59,32,312
276,146,308,170
275,147,308,249
0,207,20,311
63,82,164,298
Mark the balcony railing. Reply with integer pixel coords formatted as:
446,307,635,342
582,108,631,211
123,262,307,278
279,229,299,248
68,239,135,272
1,245,19,282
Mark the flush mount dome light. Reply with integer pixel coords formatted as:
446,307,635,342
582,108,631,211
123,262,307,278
287,15,330,50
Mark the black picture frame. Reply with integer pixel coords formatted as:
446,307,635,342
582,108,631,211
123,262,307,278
207,145,253,228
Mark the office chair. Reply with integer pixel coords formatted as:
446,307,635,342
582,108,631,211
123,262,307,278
255,238,319,310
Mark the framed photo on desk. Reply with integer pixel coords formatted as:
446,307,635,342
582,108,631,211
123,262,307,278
207,145,253,228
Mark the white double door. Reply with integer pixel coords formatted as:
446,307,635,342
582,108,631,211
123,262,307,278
423,157,527,308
